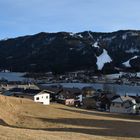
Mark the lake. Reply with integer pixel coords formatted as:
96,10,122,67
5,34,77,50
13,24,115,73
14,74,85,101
42,83,140,96
0,72,26,81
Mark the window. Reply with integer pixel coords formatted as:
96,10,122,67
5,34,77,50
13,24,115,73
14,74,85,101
36,97,39,100
46,96,48,99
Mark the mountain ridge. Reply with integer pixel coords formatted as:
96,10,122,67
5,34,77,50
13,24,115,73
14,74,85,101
0,30,140,74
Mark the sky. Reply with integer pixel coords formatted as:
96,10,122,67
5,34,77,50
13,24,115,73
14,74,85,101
0,0,140,39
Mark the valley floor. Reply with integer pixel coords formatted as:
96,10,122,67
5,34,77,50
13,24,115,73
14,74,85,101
0,95,140,140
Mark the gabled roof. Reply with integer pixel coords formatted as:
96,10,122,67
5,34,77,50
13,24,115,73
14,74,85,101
62,87,81,93
40,85,62,93
35,90,54,96
112,96,135,103
9,87,24,92
24,89,41,94
58,87,81,99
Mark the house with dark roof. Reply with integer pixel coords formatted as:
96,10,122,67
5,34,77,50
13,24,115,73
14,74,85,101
3,87,41,98
57,87,82,106
34,90,51,105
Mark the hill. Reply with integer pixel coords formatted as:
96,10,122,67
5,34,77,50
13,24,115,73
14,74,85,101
0,95,140,140
0,30,140,74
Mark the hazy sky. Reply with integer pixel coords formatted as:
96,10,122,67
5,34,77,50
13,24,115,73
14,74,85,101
0,0,140,38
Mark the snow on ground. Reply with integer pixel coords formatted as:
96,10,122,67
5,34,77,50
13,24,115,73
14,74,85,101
77,34,83,38
105,73,121,79
69,32,83,38
130,32,139,36
125,48,139,53
103,36,116,42
69,48,74,51
69,32,75,36
96,49,112,70
106,72,140,79
92,42,100,48
123,60,131,67
137,72,140,77
123,56,139,67
122,34,127,40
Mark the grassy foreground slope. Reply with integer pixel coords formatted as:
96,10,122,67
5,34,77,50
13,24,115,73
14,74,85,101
0,95,140,140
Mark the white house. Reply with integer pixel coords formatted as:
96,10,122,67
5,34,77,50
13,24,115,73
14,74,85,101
77,94,83,102
110,96,136,114
34,90,50,105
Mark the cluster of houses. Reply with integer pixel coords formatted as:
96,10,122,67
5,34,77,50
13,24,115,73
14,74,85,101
34,86,140,114
0,83,140,115
29,71,140,86
115,73,140,86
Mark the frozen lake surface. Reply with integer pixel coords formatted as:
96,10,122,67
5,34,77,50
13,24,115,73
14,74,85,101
42,83,140,96
0,72,26,81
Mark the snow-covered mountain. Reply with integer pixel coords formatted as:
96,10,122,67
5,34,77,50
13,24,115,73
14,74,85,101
97,49,112,70
0,30,140,73
123,56,139,67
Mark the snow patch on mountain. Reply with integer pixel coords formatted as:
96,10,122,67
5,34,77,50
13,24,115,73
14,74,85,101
103,36,116,42
77,34,83,38
125,48,139,53
69,48,74,51
70,33,83,38
123,60,131,67
123,56,139,67
122,34,127,40
92,42,100,48
122,32,139,40
0,38,9,41
96,49,112,70
130,32,139,36
69,32,75,36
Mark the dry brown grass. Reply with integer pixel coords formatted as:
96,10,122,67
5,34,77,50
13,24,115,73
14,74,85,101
0,95,140,140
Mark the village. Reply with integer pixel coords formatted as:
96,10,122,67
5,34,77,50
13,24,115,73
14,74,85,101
24,70,140,86
1,1,140,139
0,72,140,115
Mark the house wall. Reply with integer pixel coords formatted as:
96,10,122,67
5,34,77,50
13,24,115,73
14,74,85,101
65,99,75,106
34,93,50,105
110,102,136,114
77,94,83,102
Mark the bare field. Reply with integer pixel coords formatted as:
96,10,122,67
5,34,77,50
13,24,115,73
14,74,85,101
0,95,140,140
